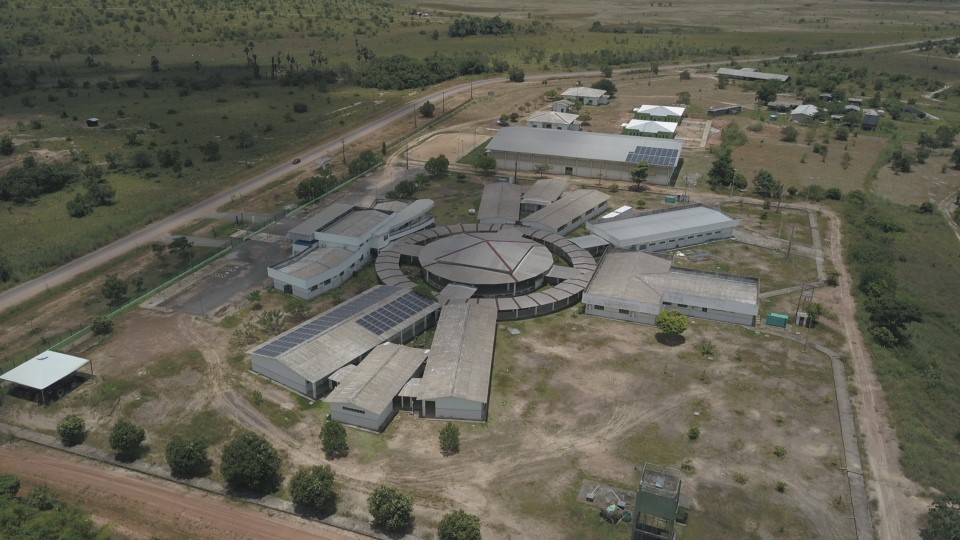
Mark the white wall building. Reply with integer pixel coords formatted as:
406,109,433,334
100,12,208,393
526,110,581,131
587,204,738,252
561,87,609,105
521,189,610,235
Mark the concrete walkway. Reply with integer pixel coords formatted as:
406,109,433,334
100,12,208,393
809,211,827,281
0,421,414,540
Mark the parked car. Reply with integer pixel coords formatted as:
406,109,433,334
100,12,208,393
496,119,509,127
292,158,301,164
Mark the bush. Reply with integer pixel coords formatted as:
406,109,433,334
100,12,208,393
507,66,525,83
656,310,688,338
165,436,209,478
439,422,460,455
688,427,700,440
109,419,145,461
781,125,799,142
734,473,749,485
826,187,843,200
57,415,85,446
419,100,436,118
220,431,281,493
321,419,349,459
773,445,787,458
368,484,414,532
289,465,337,514
921,494,960,540
90,315,113,335
775,482,787,493
0,474,20,498
292,102,308,113
438,509,482,540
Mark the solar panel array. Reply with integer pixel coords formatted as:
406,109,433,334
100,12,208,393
625,145,680,167
252,286,400,358
356,292,436,335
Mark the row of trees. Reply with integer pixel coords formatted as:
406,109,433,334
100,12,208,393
447,15,515,37
0,472,106,538
0,158,82,204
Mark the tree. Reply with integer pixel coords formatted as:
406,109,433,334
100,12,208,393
679,70,691,80
507,66,525,83
676,91,691,105
292,102,308,113
101,274,128,305
199,140,221,162
934,124,958,148
0,136,13,156
439,422,460,455
165,436,209,478
150,55,160,72
0,474,19,498
591,78,617,98
755,80,779,104
631,161,649,190
425,154,450,177
368,484,414,532
109,419,145,461
90,316,113,335
716,74,729,89
752,169,782,200
0,254,12,282
600,65,613,78
474,154,497,175
805,302,826,327
952,148,960,170
834,126,849,141
130,150,153,169
321,419,349,458
234,130,254,150
656,310,689,338
220,431,281,493
289,465,338,514
533,163,551,178
922,494,960,540
780,125,798,143
168,236,193,264
419,100,436,118
707,148,736,189
438,510,482,540
348,149,380,176
57,415,85,446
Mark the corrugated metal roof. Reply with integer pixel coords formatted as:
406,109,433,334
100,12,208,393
322,208,389,237
522,179,568,206
478,182,521,224
717,67,789,82
587,205,738,247
325,344,426,413
419,230,553,286
634,105,686,117
527,111,580,125
487,127,683,167
271,246,353,279
287,204,355,241
584,250,759,316
621,119,678,134
791,104,819,117
0,351,89,390
420,303,498,403
522,189,610,232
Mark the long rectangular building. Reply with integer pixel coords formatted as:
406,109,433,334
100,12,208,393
478,182,522,225
420,302,498,421
521,179,567,212
486,127,683,184
587,204,737,252
716,67,790,82
248,285,438,398
521,189,610,235
584,250,759,327
326,343,427,431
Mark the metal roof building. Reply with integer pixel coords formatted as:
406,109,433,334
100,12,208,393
287,203,356,243
478,182,522,225
526,110,581,131
326,343,427,431
486,127,683,184
561,87,609,105
420,302,498,421
249,285,439,398
0,351,91,404
521,189,611,235
584,250,759,327
621,119,679,139
587,204,737,252
633,105,686,122
521,178,568,212
716,67,790,82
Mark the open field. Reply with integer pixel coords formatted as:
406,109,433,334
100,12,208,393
671,239,819,294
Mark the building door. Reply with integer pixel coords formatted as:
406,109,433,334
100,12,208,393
425,401,436,417
564,166,573,175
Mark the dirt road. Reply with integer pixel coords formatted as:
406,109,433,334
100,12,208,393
0,445,362,540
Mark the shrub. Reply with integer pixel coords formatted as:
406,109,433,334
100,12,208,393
292,102,308,113
826,187,843,200
438,509,482,540
698,340,716,357
781,125,799,142
90,315,113,335
220,431,281,493
734,473,749,485
321,419,349,459
165,436,209,478
776,482,787,493
57,415,86,446
368,484,414,532
0,474,20,498
656,310,688,338
773,445,787,458
289,465,337,514
688,427,700,440
439,422,460,455
109,419,145,461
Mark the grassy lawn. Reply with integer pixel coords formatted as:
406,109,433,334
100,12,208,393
672,240,819,292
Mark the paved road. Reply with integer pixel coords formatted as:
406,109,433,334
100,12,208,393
0,37,949,314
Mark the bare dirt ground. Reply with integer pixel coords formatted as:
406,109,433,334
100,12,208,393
0,444,361,540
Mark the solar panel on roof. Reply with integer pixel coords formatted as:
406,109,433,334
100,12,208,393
252,286,402,357
355,292,437,336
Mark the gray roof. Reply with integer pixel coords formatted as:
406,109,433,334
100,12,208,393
420,303,498,403
522,179,568,206
249,285,438,383
716,67,789,82
584,250,759,316
271,246,353,279
478,182,521,224
634,105,686,117
419,229,553,286
527,111,581,125
487,127,683,168
0,351,89,390
438,284,478,305
325,344,427,413
562,87,608,99
376,199,435,235
288,203,355,242
791,104,819,117
587,204,738,247
322,208,389,237
522,189,610,232
570,234,610,250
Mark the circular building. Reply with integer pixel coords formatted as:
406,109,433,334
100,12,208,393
418,230,553,297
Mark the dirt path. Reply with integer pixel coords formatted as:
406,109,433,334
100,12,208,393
823,207,927,540
937,191,960,244
0,445,362,540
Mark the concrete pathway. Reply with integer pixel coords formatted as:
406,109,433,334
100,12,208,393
809,211,827,281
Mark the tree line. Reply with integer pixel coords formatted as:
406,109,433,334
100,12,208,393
447,15,515,37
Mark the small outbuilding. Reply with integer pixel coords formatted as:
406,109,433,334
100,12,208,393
716,67,789,82
790,104,819,123
707,105,742,116
862,109,881,131
0,351,92,404
621,119,679,139
552,99,575,113
85,118,99,127
633,105,685,123
561,87,609,106
526,110,581,131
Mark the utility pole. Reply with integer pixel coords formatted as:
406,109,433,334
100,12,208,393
413,104,417,128
785,224,796,258
341,138,346,164
442,91,445,114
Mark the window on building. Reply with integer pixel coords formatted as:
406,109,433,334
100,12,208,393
343,406,366,415
309,285,318,291
594,305,605,311
678,304,688,308
618,309,630,315
323,279,331,285
701,307,708,312
663,301,672,306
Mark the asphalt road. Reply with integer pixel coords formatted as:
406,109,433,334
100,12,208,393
0,37,949,314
